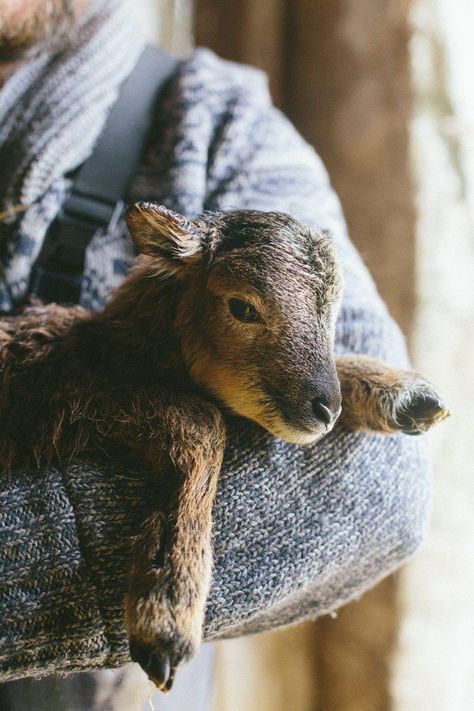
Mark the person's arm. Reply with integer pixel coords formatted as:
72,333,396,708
0,52,431,680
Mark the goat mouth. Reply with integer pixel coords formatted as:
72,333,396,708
262,390,322,430
257,392,330,444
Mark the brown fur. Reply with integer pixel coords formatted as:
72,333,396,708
0,203,449,689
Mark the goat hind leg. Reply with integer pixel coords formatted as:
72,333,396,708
336,354,450,435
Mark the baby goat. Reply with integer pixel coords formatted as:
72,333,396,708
0,204,449,690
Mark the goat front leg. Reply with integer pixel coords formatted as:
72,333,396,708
124,395,225,691
336,354,450,435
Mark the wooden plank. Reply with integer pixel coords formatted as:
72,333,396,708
285,0,416,336
315,578,399,711
212,625,318,711
195,0,285,104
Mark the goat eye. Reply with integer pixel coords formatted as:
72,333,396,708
228,298,261,323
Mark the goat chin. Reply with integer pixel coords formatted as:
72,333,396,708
220,397,330,445
209,384,331,445
254,416,329,446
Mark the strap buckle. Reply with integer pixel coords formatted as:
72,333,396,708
26,46,180,306
28,267,84,305
29,196,124,303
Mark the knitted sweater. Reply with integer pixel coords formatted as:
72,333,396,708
0,0,430,681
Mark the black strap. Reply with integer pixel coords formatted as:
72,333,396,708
29,45,180,304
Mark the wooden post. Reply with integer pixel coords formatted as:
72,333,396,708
195,2,416,709
285,4,415,706
194,0,286,105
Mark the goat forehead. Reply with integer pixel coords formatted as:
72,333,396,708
213,212,313,254
212,243,340,309
211,209,336,258
204,211,342,307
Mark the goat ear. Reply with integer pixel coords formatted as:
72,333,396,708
125,202,202,268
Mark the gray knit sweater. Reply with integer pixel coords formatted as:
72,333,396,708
0,0,430,681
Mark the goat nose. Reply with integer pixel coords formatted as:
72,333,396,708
312,395,341,427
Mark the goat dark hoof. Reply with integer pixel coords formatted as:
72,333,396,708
396,390,451,435
129,641,173,692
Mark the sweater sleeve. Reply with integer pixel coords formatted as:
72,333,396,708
0,52,432,680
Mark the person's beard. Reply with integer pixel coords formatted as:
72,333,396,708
0,0,87,63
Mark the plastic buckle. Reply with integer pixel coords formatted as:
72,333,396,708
29,267,84,305
29,198,125,304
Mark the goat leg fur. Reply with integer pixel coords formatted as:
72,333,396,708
336,355,450,435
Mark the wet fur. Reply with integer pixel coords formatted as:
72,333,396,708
0,205,449,689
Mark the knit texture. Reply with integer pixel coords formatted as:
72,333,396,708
0,0,431,680
0,0,143,310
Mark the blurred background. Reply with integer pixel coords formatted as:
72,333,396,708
136,0,473,709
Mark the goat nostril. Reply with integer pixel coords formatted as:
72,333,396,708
312,397,334,426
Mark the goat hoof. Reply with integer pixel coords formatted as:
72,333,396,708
129,641,173,692
396,387,451,434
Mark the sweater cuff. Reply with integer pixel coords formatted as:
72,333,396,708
0,467,116,680
0,455,153,680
